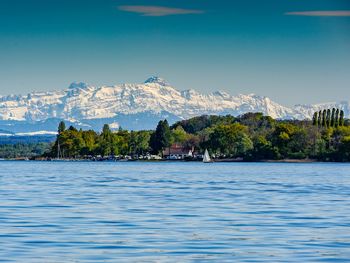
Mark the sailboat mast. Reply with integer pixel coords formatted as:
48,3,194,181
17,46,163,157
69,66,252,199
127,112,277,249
57,141,61,160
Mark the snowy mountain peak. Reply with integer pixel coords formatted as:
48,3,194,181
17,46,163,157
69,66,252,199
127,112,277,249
212,91,231,99
144,76,169,86
68,82,89,90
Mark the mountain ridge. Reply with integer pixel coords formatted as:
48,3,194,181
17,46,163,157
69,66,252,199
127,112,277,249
0,77,349,132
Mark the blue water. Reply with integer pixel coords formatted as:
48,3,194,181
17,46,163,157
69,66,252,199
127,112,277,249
0,162,350,262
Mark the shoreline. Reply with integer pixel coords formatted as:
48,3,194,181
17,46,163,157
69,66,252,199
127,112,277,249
0,158,346,163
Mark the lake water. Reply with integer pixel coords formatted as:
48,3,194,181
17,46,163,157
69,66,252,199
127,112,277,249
0,161,350,262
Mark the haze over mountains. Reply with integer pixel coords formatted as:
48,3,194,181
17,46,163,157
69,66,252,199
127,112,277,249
0,77,349,134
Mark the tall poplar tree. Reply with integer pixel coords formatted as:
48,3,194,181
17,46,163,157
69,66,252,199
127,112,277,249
322,110,327,127
335,109,340,127
340,110,345,127
312,112,318,126
331,108,336,127
318,110,322,127
326,109,331,128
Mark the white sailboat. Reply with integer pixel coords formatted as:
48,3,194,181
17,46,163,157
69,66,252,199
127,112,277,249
203,149,212,163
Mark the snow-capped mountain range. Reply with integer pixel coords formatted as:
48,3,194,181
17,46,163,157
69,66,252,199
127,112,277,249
0,77,349,133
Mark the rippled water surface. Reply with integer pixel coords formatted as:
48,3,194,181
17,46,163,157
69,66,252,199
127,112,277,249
0,161,350,262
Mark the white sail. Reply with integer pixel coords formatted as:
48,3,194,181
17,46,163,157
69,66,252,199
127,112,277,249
203,149,211,163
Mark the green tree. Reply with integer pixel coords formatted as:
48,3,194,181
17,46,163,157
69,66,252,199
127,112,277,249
58,128,85,157
68,125,78,132
335,109,340,127
112,130,130,155
129,131,150,156
312,112,318,126
318,110,322,127
55,121,67,157
270,123,297,158
172,115,235,134
58,121,66,134
340,110,345,127
150,120,172,156
209,123,253,157
247,136,280,160
326,109,331,128
322,110,327,127
338,136,350,161
287,128,310,159
331,108,336,127
81,130,98,155
99,124,113,156
134,131,151,155
172,126,188,145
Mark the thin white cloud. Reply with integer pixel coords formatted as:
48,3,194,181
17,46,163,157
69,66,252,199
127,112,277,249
286,11,350,17
118,5,204,17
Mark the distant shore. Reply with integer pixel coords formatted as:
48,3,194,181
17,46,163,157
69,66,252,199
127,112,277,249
0,157,342,163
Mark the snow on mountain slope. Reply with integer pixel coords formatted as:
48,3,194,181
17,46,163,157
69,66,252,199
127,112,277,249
0,131,57,137
0,77,348,131
294,101,350,120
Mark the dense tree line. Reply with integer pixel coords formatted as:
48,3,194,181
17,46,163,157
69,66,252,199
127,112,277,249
0,135,55,145
0,143,50,159
50,122,151,158
47,111,350,162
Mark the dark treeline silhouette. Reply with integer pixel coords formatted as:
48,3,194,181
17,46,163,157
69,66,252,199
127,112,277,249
46,112,350,162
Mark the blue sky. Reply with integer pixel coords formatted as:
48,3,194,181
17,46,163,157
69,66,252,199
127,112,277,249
0,0,349,105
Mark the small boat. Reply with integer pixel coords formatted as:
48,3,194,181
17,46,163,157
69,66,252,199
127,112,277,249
203,149,212,163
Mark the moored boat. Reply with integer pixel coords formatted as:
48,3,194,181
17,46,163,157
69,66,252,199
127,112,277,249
203,149,212,163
